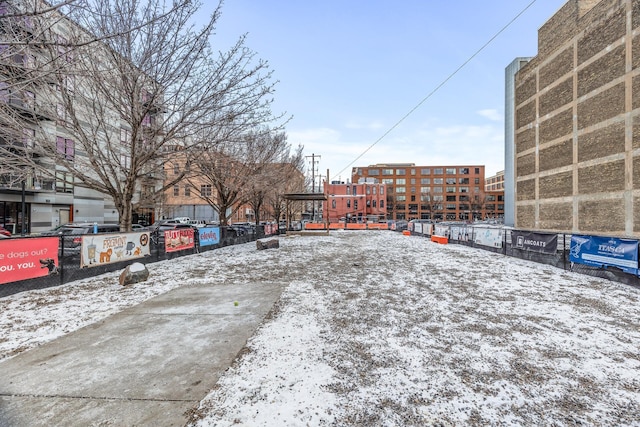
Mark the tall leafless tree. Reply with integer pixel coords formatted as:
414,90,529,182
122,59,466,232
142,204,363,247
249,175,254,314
2,0,282,231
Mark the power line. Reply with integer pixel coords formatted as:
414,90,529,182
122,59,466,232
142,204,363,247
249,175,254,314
334,0,538,178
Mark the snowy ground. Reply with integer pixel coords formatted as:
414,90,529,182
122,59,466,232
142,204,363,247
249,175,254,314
1,231,639,426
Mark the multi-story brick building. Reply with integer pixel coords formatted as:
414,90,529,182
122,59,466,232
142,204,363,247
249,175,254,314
513,0,640,237
352,164,501,221
485,170,505,192
322,179,386,223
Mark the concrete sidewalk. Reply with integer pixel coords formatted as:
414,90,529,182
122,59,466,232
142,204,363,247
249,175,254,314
0,281,286,427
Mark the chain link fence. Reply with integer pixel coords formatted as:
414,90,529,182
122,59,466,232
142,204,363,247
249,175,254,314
0,225,272,298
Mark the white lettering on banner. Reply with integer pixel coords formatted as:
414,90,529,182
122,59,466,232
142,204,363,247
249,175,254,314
597,244,626,254
523,239,546,247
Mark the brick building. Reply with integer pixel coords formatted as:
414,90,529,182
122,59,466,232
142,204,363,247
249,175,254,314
513,0,640,237
352,164,502,221
485,170,505,191
322,179,386,223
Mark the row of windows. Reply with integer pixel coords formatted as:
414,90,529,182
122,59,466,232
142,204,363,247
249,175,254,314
331,199,385,209
382,178,480,185
390,203,504,211
341,185,385,196
390,186,480,194
174,184,211,197
364,167,481,176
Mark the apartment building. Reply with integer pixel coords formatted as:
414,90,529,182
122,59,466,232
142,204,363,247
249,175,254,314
0,2,162,233
352,164,502,221
513,0,640,237
322,179,386,223
485,170,505,192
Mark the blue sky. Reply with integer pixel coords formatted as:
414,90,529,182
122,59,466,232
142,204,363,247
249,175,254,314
206,0,566,183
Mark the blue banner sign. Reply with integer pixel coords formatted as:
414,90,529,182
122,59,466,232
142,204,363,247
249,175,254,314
570,235,639,275
198,227,220,247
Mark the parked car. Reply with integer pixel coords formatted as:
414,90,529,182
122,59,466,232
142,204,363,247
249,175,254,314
172,217,191,224
41,223,122,254
187,219,207,228
0,226,11,237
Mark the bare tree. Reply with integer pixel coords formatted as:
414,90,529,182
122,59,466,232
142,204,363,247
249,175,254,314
2,0,282,231
192,129,291,226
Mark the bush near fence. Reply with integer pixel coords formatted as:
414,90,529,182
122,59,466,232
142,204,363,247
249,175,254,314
400,222,640,288
0,225,275,298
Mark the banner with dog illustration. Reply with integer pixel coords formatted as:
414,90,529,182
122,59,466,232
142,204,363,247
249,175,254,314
80,232,151,268
0,237,60,285
164,228,195,253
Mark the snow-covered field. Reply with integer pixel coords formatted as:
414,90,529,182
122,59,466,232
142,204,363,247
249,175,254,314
1,231,639,426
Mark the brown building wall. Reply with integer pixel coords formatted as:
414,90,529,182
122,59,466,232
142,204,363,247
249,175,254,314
514,0,640,238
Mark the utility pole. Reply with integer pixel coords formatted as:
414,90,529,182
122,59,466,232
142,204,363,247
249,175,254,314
305,153,320,221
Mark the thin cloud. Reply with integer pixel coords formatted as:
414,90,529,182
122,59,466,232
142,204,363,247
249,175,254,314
477,109,503,122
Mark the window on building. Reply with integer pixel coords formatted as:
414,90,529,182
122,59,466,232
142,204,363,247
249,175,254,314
366,186,370,195
460,167,469,174
173,184,180,196
373,200,377,208
396,178,405,185
460,186,469,193
396,186,405,193
420,186,430,193
353,187,357,196
410,178,416,184
446,204,456,210
475,167,480,174
421,168,430,175
396,196,406,201
354,200,358,209
56,136,74,160
433,195,443,201
120,128,131,146
347,200,351,208
380,186,384,195
382,169,394,175
373,187,377,195
368,169,379,175
22,128,35,148
433,187,443,193
382,179,393,185
446,186,456,193
380,200,384,208
55,171,73,193
410,187,416,193
475,178,480,184
434,178,443,184
346,185,350,195
459,178,469,184
434,168,443,175
367,200,370,207
446,178,456,185
332,200,336,208
184,185,191,197
446,168,456,174
410,195,416,202
421,178,430,185
120,154,131,169
173,164,180,174
396,168,405,175
446,195,456,201
200,184,212,197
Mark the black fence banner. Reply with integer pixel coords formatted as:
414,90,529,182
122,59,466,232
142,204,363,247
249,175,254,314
511,230,558,254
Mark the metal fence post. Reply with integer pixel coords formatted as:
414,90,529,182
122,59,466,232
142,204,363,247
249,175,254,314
563,234,567,271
